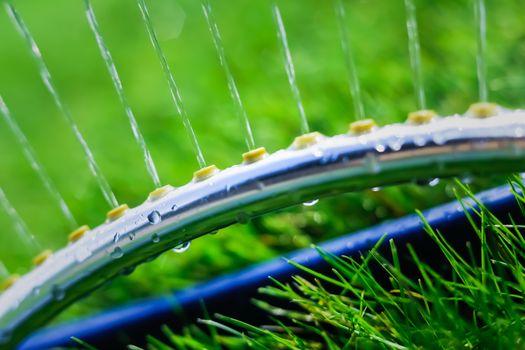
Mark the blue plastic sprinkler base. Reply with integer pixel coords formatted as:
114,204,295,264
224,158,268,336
18,184,523,349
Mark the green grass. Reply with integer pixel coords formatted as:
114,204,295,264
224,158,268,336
120,177,525,349
0,0,524,324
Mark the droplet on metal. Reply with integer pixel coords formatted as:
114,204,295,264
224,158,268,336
303,199,319,206
51,284,65,301
173,241,191,253
110,247,124,259
236,212,251,224
147,211,162,225
151,233,160,243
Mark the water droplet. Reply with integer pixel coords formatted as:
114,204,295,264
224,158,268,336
375,144,386,153
387,138,403,151
414,135,426,147
236,212,251,224
151,233,160,243
173,241,190,253
303,199,319,207
371,187,381,192
428,178,440,187
171,204,178,211
365,153,380,173
113,233,120,243
120,266,136,276
110,247,123,259
147,210,161,224
432,132,447,145
51,285,65,301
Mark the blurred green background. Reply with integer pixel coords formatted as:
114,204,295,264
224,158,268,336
0,0,523,322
